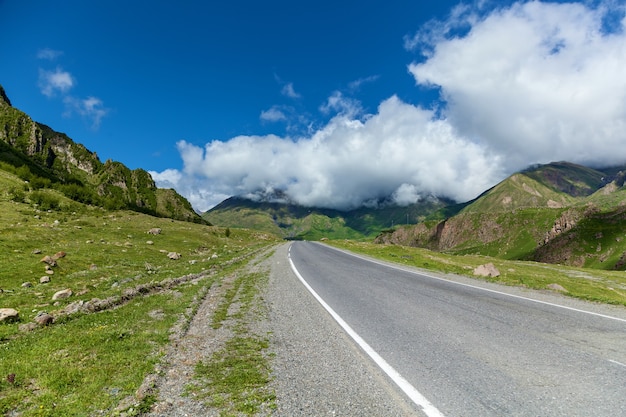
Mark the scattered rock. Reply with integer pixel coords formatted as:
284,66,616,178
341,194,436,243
146,240,154,245
34,312,54,326
32,249,42,254
147,228,162,235
0,308,19,323
89,264,98,270
40,255,57,267
52,251,66,260
19,322,37,332
22,282,32,288
63,300,85,315
473,263,500,278
45,269,54,275
52,288,72,301
39,276,51,284
547,283,567,292
167,252,182,260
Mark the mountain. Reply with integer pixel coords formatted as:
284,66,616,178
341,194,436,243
203,194,454,240
0,84,204,223
375,162,626,270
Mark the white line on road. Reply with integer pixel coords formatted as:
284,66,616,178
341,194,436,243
608,359,626,368
288,246,446,417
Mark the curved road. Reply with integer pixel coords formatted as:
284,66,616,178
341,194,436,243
287,241,626,417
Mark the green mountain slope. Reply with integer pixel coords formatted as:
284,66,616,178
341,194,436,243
0,84,203,223
375,162,626,270
203,195,453,240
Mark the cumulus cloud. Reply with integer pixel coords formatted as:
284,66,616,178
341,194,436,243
154,0,626,212
408,0,626,169
38,67,74,97
154,96,503,212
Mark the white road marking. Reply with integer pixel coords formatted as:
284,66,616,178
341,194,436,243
608,359,626,368
325,244,626,324
288,248,446,417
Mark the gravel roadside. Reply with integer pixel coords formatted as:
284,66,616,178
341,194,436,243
142,242,421,416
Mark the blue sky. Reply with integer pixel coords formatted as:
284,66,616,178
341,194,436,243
2,1,626,212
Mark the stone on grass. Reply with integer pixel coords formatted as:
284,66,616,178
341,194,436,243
40,276,51,284
147,228,162,235
0,308,19,323
40,255,57,267
52,288,72,301
52,251,66,260
547,283,567,292
34,312,54,326
167,252,181,260
473,263,500,278
22,282,32,288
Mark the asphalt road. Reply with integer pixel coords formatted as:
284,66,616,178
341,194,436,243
287,241,626,417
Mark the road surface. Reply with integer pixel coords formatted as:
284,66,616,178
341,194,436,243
286,241,626,417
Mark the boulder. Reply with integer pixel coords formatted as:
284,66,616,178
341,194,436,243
167,252,182,260
52,288,72,301
473,263,500,278
0,308,19,323
34,312,54,326
40,276,51,284
147,228,162,235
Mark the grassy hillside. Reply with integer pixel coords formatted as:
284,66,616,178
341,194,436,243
0,168,280,415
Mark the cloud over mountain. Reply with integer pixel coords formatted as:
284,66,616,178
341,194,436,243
153,1,626,212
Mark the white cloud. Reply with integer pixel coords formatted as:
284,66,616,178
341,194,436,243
281,82,301,98
319,91,363,117
63,96,110,129
154,0,626,213
408,0,626,169
38,67,74,97
260,106,287,122
153,96,503,212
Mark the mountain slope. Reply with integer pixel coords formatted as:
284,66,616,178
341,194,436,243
203,195,454,240
375,162,626,270
0,84,203,223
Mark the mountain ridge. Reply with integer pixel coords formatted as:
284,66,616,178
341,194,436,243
375,161,626,270
0,84,204,223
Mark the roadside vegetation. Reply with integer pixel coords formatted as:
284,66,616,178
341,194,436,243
0,169,279,416
329,240,626,307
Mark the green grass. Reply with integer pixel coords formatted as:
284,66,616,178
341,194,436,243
328,240,626,306
0,168,280,415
